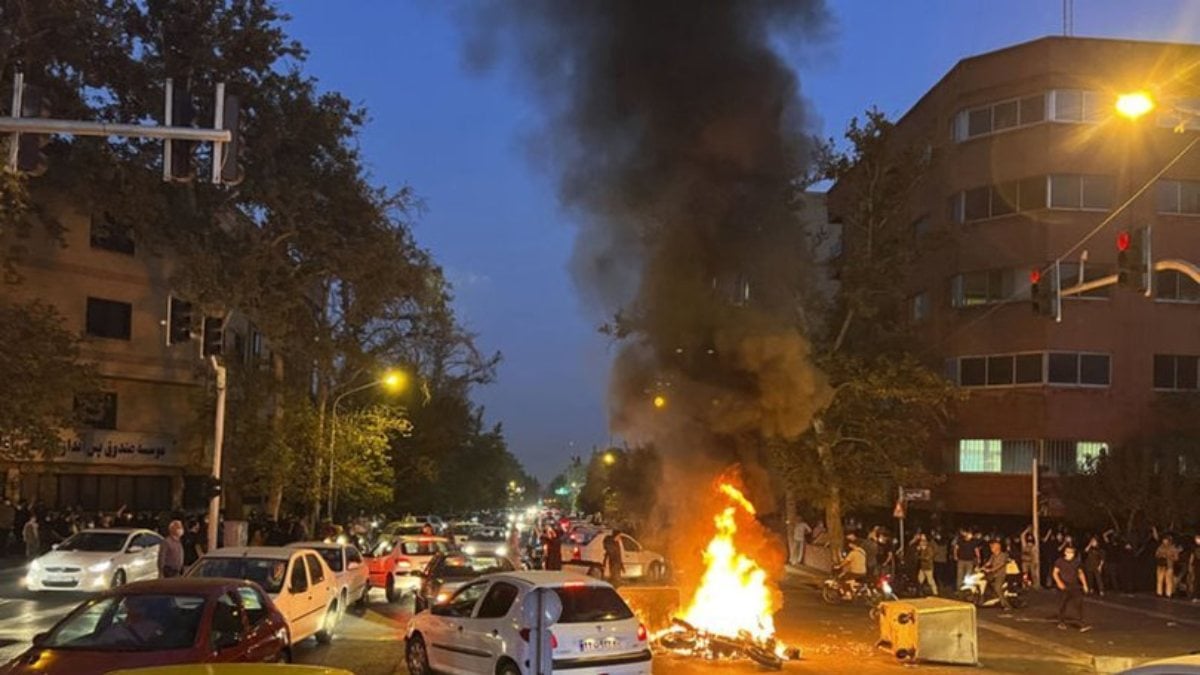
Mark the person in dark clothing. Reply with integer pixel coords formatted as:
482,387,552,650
181,521,202,568
1084,536,1105,596
1053,546,1091,632
602,530,624,585
542,526,562,571
980,540,1013,611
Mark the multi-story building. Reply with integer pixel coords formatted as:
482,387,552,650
830,36,1200,517
1,203,221,511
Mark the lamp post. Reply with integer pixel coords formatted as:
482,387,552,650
327,369,407,520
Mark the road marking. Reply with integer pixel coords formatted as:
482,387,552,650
976,618,1095,665
1084,597,1200,628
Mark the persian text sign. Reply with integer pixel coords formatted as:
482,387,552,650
54,430,181,466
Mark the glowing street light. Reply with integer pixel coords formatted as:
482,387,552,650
603,451,617,466
653,394,667,409
381,369,408,392
1116,91,1155,120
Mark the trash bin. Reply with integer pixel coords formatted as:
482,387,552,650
877,597,977,665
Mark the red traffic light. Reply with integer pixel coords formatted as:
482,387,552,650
1030,269,1042,285
1117,230,1131,252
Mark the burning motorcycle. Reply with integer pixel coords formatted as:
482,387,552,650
958,568,1028,609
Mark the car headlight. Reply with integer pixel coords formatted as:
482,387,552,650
463,546,477,555
435,591,451,604
28,560,40,572
88,561,112,574
496,546,508,557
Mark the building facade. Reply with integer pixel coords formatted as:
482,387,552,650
831,36,1200,516
2,203,213,512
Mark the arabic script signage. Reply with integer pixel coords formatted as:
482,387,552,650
54,430,180,466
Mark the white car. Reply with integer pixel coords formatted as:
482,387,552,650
461,527,510,558
1121,655,1200,674
187,546,341,645
26,528,163,592
565,529,667,582
405,571,651,675
289,541,370,612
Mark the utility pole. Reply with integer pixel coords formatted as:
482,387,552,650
208,356,227,552
1031,454,1040,588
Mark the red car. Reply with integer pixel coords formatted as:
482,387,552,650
366,535,453,603
0,578,290,675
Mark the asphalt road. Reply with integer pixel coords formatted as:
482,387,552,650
0,558,1197,674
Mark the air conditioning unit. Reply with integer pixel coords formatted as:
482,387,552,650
878,597,978,665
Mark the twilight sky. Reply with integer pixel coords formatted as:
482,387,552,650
284,1,1200,482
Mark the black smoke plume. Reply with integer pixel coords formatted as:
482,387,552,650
463,1,833,561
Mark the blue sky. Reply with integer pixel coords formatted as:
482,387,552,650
284,1,1200,481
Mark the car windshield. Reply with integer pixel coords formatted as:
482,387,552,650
552,586,634,623
189,557,289,594
568,529,600,545
56,532,128,553
399,541,446,556
468,530,506,543
316,548,343,572
383,523,426,537
45,594,205,651
433,555,508,578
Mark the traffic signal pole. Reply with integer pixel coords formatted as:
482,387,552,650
208,356,227,552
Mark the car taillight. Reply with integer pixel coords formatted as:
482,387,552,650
637,623,647,642
518,628,558,649
571,547,581,561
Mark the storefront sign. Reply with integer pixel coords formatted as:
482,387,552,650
54,430,181,466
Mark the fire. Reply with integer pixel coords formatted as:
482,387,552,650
679,481,778,642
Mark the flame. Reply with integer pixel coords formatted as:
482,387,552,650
679,481,778,643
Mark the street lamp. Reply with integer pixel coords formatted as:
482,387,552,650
602,451,617,466
1116,91,1155,120
653,394,667,409
328,368,408,519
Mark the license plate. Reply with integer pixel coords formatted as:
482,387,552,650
45,575,71,583
579,637,620,652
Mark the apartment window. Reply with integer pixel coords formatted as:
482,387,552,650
74,392,117,430
1019,94,1046,124
963,186,990,221
959,439,1001,472
956,353,1044,387
89,212,135,255
952,178,1049,223
85,298,132,340
1015,353,1044,384
1157,100,1200,131
959,357,986,387
1156,179,1200,215
967,107,992,137
954,93,1047,141
1153,354,1200,390
910,292,930,322
1076,441,1108,470
1058,262,1113,299
991,181,1018,216
1048,174,1113,210
1050,89,1103,122
1155,269,1200,303
993,99,1019,131
952,269,1022,307
1047,352,1110,386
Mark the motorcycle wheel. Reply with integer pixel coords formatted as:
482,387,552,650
821,585,841,605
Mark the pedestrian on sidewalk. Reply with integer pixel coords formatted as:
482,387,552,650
1155,535,1181,598
1053,545,1091,632
791,517,811,567
158,520,185,578
1186,534,1200,603
1084,536,1106,596
21,512,39,560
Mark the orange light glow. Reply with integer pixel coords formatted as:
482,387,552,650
678,480,780,645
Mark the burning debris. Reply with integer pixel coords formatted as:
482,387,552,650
654,478,800,669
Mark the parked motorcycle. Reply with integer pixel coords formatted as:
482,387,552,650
958,567,1028,609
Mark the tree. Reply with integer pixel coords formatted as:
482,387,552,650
331,405,411,517
0,300,95,456
576,447,662,532
779,110,958,547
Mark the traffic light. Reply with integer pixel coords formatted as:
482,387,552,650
202,316,224,357
16,85,49,175
203,475,222,500
1117,227,1150,292
1030,268,1057,316
219,94,243,185
167,297,194,345
167,86,196,183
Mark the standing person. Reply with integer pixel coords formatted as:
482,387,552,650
21,512,39,560
980,540,1013,612
791,517,811,567
864,527,880,582
158,520,185,578
0,499,13,556
1083,536,1106,597
932,530,950,591
1019,526,1036,583
542,526,562,571
602,530,624,585
915,534,938,596
1187,534,1200,603
181,521,203,569
1156,535,1181,598
1053,545,1091,632
506,526,522,570
954,530,979,592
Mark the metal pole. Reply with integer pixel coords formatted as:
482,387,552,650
8,71,23,172
898,486,905,556
211,82,225,184
1031,454,1040,588
0,117,231,142
1054,258,1063,323
328,402,339,522
1145,222,1154,298
208,357,227,552
163,78,173,182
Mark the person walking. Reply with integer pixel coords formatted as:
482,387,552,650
1084,536,1106,596
915,534,938,596
1155,535,1181,598
1053,545,1091,632
602,530,624,585
864,527,880,582
21,512,39,560
954,530,979,591
158,520,185,578
542,525,562,571
791,517,811,567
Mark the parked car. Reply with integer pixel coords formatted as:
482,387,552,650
405,571,651,675
408,515,447,533
0,579,289,675
415,553,516,612
1120,655,1200,674
109,667,353,675
565,529,667,582
287,542,369,613
460,527,510,558
187,547,340,646
366,536,453,603
25,529,164,592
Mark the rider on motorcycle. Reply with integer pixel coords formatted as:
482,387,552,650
980,539,1014,611
835,533,869,590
